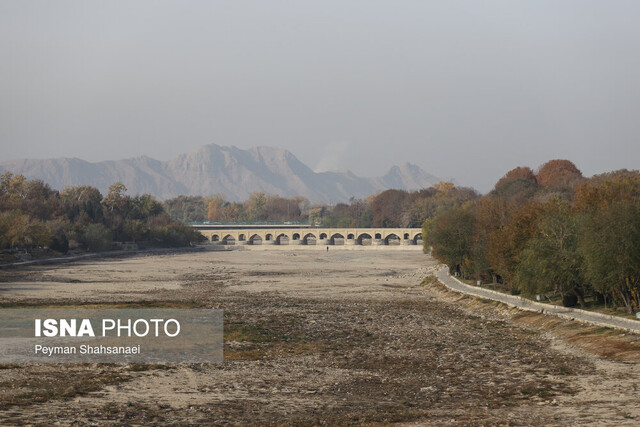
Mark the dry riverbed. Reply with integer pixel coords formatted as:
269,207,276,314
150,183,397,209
0,249,639,425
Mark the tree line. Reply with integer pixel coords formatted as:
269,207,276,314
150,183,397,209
163,182,478,228
424,160,640,313
0,172,203,257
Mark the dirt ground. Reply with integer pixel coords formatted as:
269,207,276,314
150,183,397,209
1,248,639,425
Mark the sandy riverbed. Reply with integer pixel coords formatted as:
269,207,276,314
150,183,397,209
0,249,639,425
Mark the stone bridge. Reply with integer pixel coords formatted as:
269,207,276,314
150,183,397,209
192,225,423,246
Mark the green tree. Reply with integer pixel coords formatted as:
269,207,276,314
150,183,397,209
123,219,147,242
578,200,640,313
163,196,208,222
61,185,104,224
81,223,113,252
246,192,267,221
426,205,476,278
516,199,585,305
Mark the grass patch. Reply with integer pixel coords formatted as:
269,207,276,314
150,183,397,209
223,319,321,361
225,322,281,343
0,365,132,410
520,386,552,398
512,311,640,361
420,275,440,287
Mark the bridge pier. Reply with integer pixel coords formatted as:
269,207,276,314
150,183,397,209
262,240,275,245
345,239,356,246
401,239,414,245
318,238,329,246
373,239,384,246
290,239,303,245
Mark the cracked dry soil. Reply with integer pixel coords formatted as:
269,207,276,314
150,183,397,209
0,250,639,425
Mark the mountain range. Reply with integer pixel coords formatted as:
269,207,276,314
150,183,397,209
0,144,445,203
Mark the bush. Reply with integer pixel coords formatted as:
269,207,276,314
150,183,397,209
81,223,112,252
49,233,69,254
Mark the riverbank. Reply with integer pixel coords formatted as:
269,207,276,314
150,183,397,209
0,245,204,269
436,268,640,334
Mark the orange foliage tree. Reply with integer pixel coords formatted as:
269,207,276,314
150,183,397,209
535,159,583,189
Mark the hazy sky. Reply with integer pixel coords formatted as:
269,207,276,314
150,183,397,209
2,1,639,192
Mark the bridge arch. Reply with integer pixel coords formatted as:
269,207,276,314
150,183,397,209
276,233,289,245
249,234,262,245
357,233,372,245
303,233,316,245
412,233,423,245
319,232,328,239
385,233,401,245
330,233,344,245
404,233,409,240
222,234,235,245
238,233,246,242
265,233,273,241
211,234,220,242
347,233,355,240
292,233,300,241
375,233,382,239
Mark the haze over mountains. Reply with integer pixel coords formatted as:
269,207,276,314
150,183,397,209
0,144,445,203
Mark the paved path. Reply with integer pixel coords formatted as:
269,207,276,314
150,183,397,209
436,267,640,334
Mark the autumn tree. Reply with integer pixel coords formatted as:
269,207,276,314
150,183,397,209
0,210,52,249
574,170,640,212
492,166,538,201
404,197,437,228
372,189,408,227
207,197,226,222
536,159,583,189
0,172,60,220
220,202,242,222
487,201,543,289
470,197,512,281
